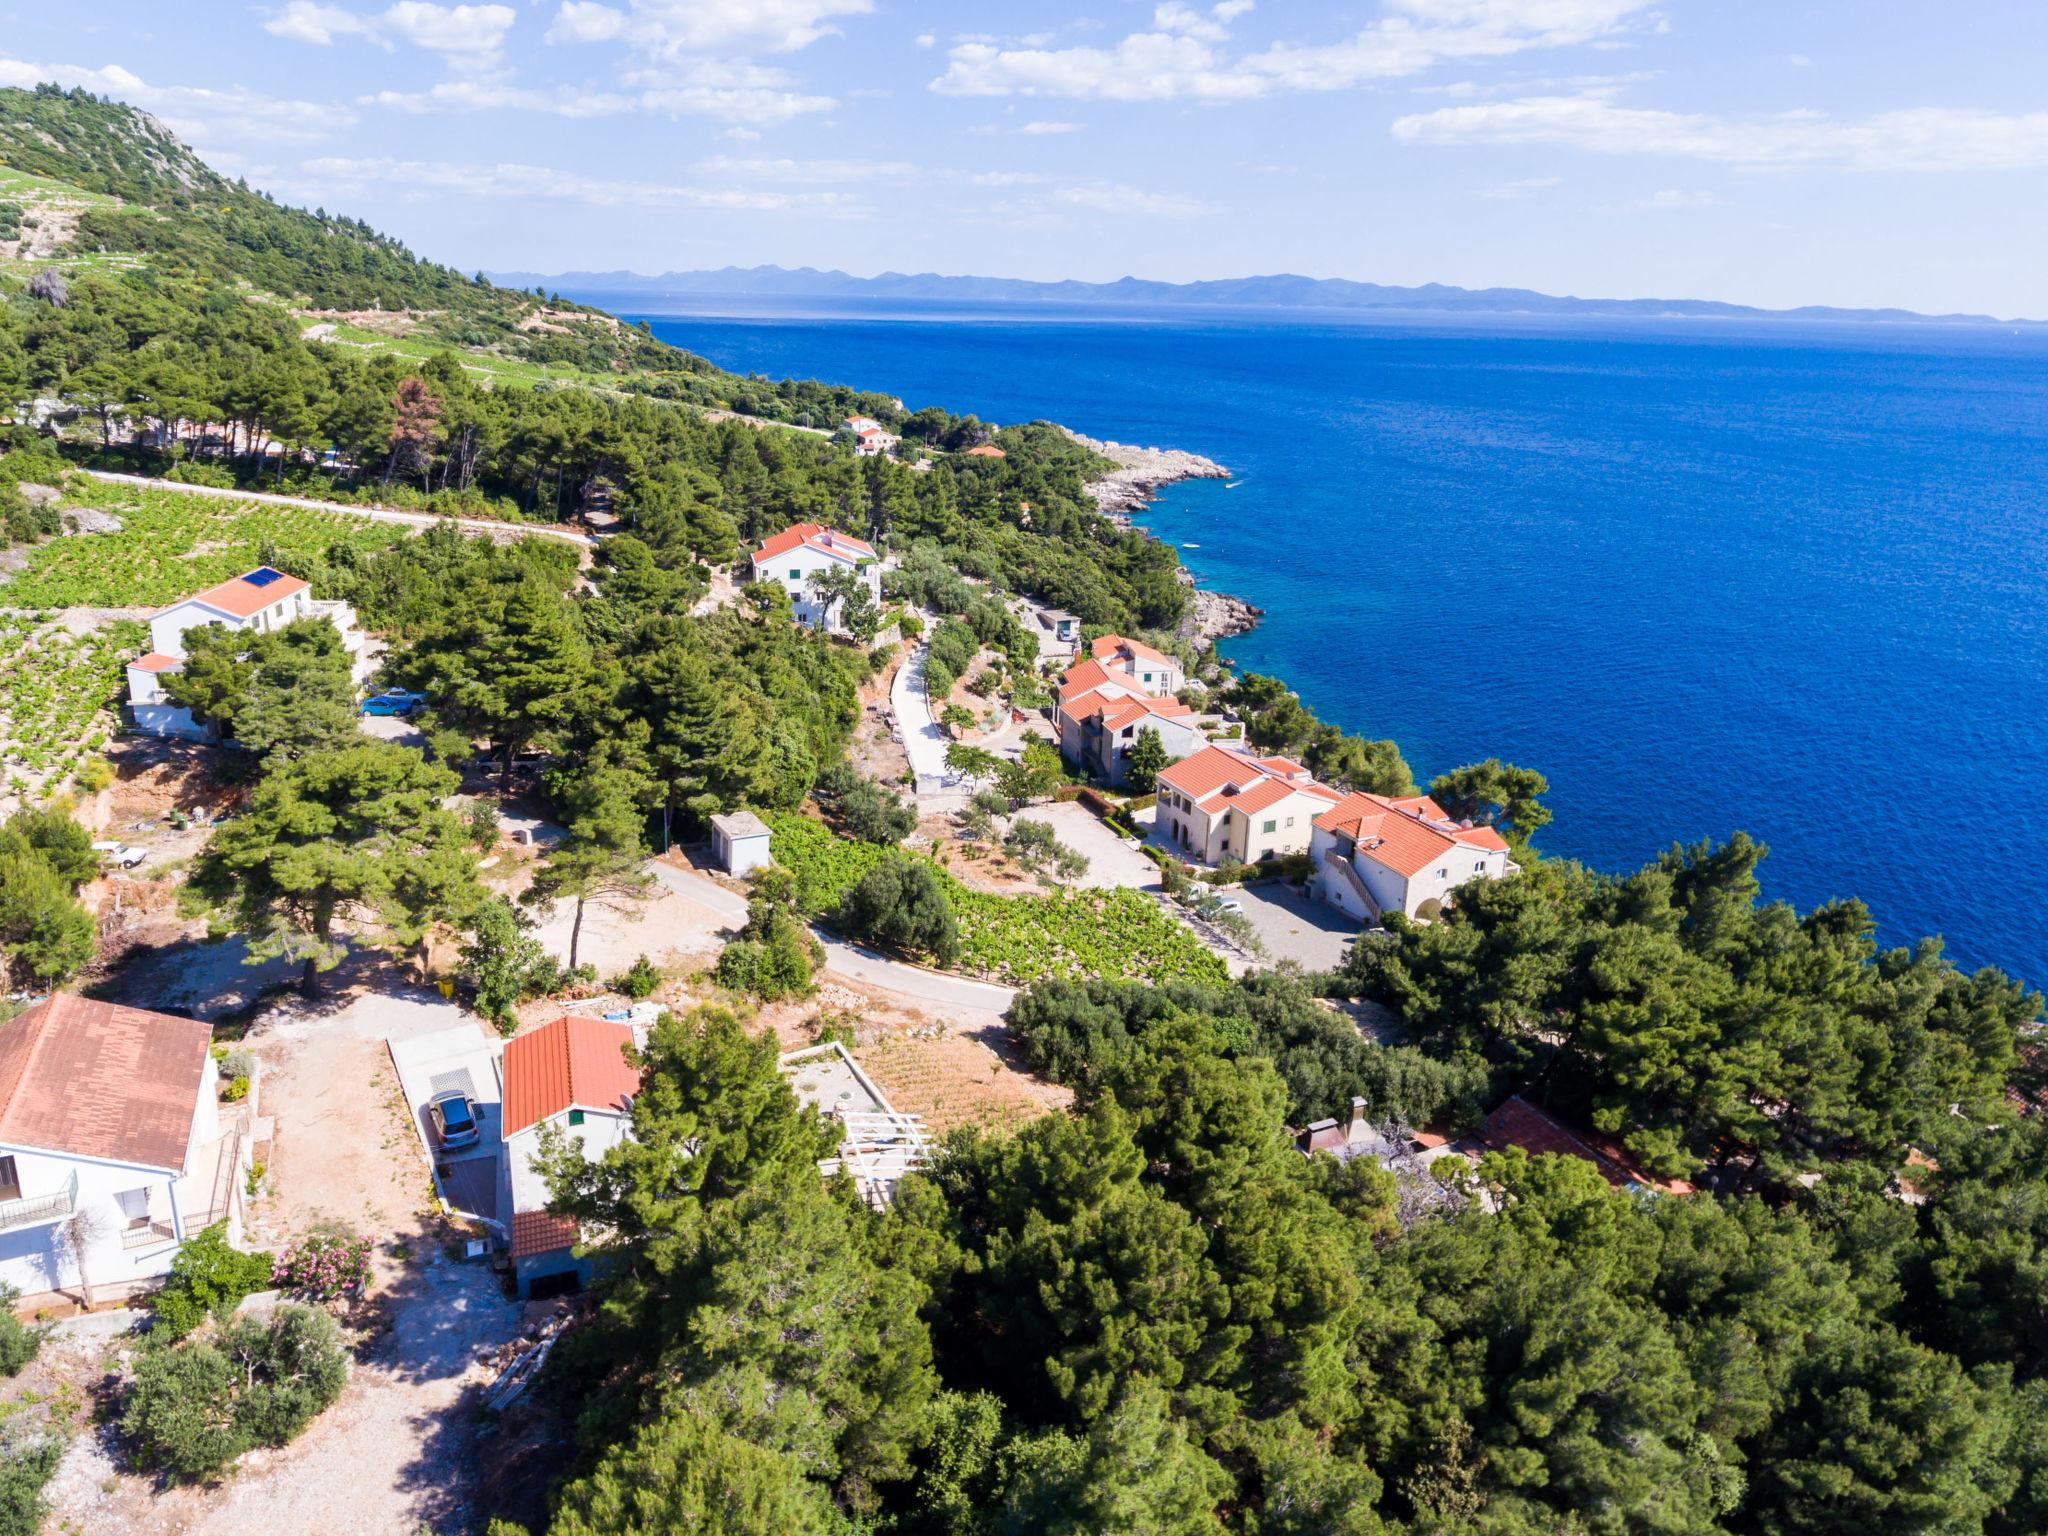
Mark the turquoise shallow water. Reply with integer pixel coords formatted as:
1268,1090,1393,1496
598,296,2048,988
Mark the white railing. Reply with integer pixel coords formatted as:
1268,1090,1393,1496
0,1170,78,1233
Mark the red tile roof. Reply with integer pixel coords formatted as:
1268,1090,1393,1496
1315,792,1512,880
751,522,876,565
1477,1097,1694,1195
503,1016,640,1136
130,653,182,673
1091,634,1170,667
509,1210,580,1259
0,995,210,1170
963,444,1005,458
1056,657,1116,703
178,568,309,620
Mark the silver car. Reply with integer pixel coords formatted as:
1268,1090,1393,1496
427,1089,480,1151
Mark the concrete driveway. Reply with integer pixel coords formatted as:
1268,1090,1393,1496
1010,801,1160,892
1228,882,1363,971
388,1023,505,1226
892,637,963,797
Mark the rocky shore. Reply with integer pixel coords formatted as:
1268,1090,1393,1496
1065,429,1230,519
1066,429,1258,647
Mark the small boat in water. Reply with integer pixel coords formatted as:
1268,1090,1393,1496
1182,542,1200,549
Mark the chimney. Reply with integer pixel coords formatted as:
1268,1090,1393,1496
1347,1096,1370,1147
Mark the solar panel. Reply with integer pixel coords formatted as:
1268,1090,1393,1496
243,566,286,587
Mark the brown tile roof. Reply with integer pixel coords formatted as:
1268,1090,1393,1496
503,1016,640,1136
1476,1096,1694,1195
0,996,210,1170
509,1210,579,1259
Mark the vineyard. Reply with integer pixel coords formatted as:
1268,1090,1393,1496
770,814,1227,988
0,614,143,800
1,480,408,610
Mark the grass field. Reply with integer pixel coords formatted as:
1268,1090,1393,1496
1,479,408,610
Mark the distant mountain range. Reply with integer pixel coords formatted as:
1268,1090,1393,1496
487,264,2039,327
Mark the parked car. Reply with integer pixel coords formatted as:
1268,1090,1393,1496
427,1088,481,1151
91,841,147,869
1212,897,1245,915
361,690,425,717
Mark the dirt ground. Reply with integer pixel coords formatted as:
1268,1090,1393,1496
37,964,524,1535
755,977,1069,1135
847,644,912,786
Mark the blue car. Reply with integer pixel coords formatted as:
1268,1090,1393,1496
361,690,425,717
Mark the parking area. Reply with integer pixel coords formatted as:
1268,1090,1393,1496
1017,801,1161,891
388,1022,505,1226
1228,881,1363,971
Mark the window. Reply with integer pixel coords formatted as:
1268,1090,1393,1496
116,1187,151,1229
1286,817,1295,827
1475,861,1485,872
1142,672,1152,683
568,1109,586,1128
0,1157,17,1203
789,568,802,581
1262,819,1276,833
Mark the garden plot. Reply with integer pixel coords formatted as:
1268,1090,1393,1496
0,613,141,804
2,481,407,611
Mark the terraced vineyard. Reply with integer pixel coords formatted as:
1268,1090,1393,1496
2,480,407,609
0,613,143,800
771,813,1227,988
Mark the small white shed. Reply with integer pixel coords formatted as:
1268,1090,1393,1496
709,811,774,878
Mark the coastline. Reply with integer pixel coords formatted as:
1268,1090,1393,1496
1066,428,1262,647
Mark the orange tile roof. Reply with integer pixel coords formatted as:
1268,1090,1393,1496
1315,791,1512,880
178,567,309,620
1057,657,1116,702
503,1016,640,1136
1091,634,1170,667
1158,744,1267,799
1454,825,1512,853
130,652,182,673
509,1210,580,1259
1478,1096,1694,1195
0,995,211,1170
963,444,1005,458
751,522,876,565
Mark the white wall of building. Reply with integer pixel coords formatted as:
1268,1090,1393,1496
751,545,881,634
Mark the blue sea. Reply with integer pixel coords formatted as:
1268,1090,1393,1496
596,296,2048,989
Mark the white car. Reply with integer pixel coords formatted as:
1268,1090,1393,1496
1211,897,1244,915
91,841,147,869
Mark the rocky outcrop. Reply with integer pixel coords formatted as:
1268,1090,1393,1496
1065,428,1229,519
1186,586,1261,645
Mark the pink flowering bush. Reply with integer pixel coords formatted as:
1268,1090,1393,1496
271,1230,372,1303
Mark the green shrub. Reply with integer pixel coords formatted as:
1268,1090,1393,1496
0,1438,64,1536
152,1223,272,1340
271,1229,371,1302
839,854,959,966
0,1286,41,1377
612,954,661,1000
122,1305,349,1482
223,1074,250,1102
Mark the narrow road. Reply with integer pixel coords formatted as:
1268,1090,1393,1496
80,469,595,555
649,860,1016,1021
891,633,963,798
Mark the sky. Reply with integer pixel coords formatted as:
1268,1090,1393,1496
6,2,2048,315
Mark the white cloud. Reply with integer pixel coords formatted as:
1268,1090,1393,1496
1641,187,1712,207
264,2,385,47
543,0,874,57
1478,173,1558,197
1056,182,1214,217
932,0,1655,101
265,2,515,70
368,61,834,123
721,125,761,141
914,32,936,49
292,154,867,212
1391,92,2048,171
697,155,918,181
546,2,626,45
0,55,349,146
1019,119,1081,134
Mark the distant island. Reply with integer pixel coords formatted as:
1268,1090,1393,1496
488,263,2042,327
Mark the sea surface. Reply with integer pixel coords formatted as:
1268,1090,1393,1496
593,295,2048,988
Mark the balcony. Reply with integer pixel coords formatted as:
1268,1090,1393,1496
0,1171,78,1234
122,1221,178,1251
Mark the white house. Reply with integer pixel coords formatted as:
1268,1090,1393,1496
1086,634,1185,697
125,566,373,740
710,811,773,878
748,523,882,635
1154,745,1343,866
0,995,249,1301
498,1014,641,1299
1308,790,1517,922
1052,635,1204,786
845,416,898,458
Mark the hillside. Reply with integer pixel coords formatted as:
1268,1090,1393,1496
493,260,2040,327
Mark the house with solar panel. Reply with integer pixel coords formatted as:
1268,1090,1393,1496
124,566,374,739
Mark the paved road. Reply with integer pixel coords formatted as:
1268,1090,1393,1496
651,859,1016,1020
891,637,962,798
81,469,595,556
